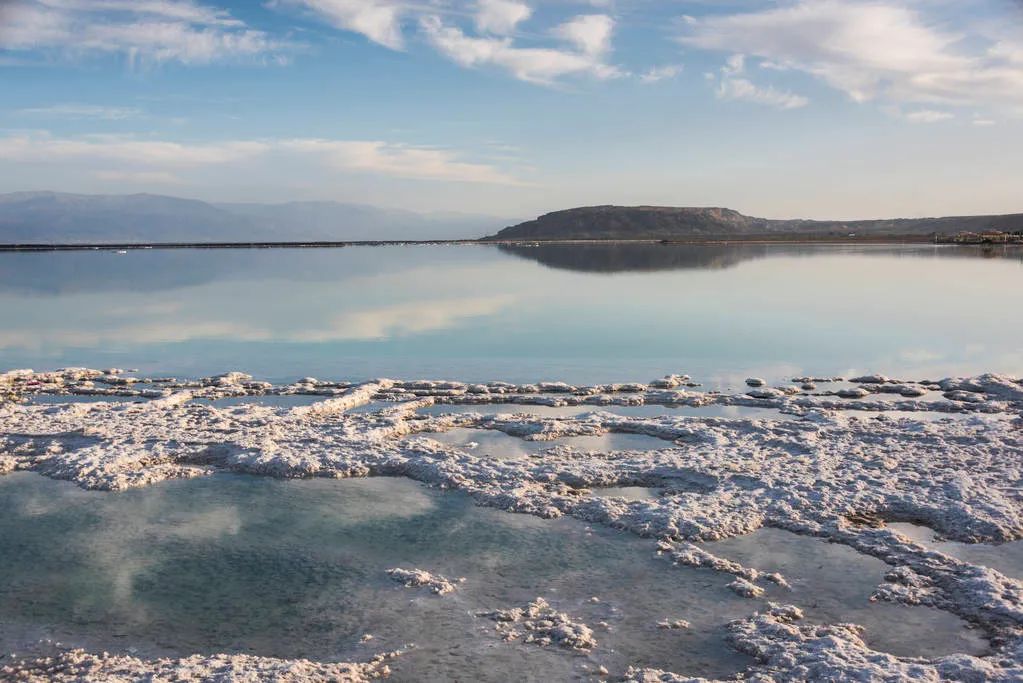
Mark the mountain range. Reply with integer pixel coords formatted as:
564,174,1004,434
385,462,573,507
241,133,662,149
0,191,508,243
3,194,1022,245
487,206,1023,241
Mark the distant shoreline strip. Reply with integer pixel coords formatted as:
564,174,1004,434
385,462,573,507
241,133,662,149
0,235,998,252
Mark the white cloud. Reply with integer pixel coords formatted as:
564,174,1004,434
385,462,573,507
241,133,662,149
0,0,283,64
712,54,809,110
902,109,954,124
280,0,404,50
0,133,269,167
38,0,244,26
639,64,682,84
0,132,522,185
679,0,1023,113
92,170,185,184
420,14,620,85
553,14,613,57
475,0,531,36
17,104,143,120
272,1,623,86
280,138,522,184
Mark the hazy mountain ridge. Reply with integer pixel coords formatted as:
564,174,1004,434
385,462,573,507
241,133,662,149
487,206,1023,241
0,192,507,243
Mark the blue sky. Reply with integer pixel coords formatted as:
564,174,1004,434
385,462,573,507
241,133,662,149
1,0,1022,219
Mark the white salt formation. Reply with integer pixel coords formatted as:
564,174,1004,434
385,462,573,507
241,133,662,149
478,598,597,651
1,367,1022,680
1,644,402,682
386,567,461,595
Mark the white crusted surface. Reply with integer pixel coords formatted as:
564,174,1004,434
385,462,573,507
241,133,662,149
478,598,597,651
1,368,1022,680
386,567,461,595
0,644,401,682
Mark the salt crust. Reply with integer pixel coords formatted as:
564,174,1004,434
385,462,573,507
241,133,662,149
2,368,1022,680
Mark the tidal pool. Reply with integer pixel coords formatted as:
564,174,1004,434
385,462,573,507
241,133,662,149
702,528,990,658
417,427,671,459
590,486,662,501
418,402,789,420
888,523,1023,580
0,472,762,680
0,473,994,680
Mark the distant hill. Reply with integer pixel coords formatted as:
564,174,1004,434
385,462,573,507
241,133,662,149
486,206,1023,241
0,191,507,243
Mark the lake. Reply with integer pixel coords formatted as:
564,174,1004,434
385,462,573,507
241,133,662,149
0,243,1019,384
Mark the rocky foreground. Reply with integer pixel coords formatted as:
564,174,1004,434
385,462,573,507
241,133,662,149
1,368,1021,681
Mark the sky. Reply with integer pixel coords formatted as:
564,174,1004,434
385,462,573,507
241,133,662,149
0,0,1022,220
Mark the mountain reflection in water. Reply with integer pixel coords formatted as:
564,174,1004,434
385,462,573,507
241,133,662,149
498,242,1023,274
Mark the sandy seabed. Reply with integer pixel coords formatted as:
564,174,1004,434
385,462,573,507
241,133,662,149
1,367,1021,681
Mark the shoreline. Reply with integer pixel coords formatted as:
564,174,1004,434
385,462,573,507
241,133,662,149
0,235,1018,252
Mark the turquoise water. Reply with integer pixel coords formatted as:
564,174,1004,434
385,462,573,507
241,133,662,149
0,473,989,679
0,243,1020,384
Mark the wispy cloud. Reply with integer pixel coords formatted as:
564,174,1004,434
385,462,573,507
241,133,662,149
17,104,143,120
0,0,286,64
0,131,523,185
475,0,532,36
277,0,405,50
711,54,808,110
273,1,623,85
678,0,1023,114
420,13,621,85
0,133,269,167
280,138,523,184
639,64,682,84
900,109,955,124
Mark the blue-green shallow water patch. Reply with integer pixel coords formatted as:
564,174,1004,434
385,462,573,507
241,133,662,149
888,523,1023,581
702,528,991,658
0,472,761,680
0,474,996,679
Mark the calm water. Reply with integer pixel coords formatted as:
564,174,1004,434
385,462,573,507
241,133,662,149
0,243,1020,384
0,473,987,679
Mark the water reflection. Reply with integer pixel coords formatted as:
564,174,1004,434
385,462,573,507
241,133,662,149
0,244,1020,383
500,242,1023,274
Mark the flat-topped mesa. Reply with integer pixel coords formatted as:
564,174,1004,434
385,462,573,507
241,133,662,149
485,205,1023,241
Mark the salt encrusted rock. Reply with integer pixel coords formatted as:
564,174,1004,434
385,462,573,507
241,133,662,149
0,645,401,682
850,374,890,384
944,390,987,403
386,567,460,595
745,378,766,387
661,541,788,588
746,388,784,399
728,578,766,598
622,666,703,682
836,387,870,399
656,619,691,630
209,371,253,386
478,598,596,651
940,374,1023,402
649,375,690,389
724,604,1020,682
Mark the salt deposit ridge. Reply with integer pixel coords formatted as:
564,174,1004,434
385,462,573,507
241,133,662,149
1,367,1021,681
